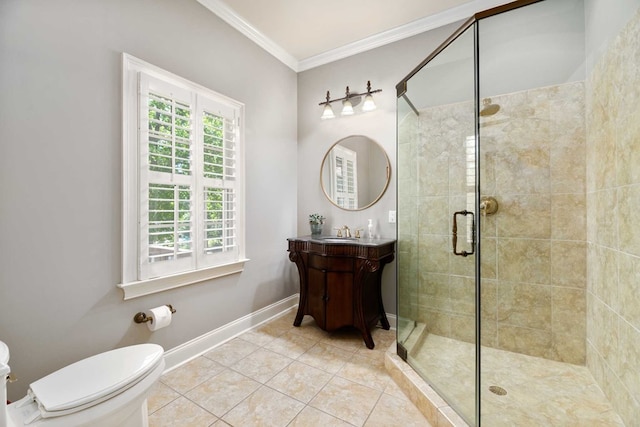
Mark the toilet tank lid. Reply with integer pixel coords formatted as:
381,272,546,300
29,343,163,412
0,340,8,364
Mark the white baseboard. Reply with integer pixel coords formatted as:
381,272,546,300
163,294,299,372
163,293,397,373
387,313,397,330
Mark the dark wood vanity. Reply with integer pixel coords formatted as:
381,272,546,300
287,236,395,349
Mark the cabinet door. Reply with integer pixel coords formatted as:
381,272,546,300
325,271,353,330
308,267,327,328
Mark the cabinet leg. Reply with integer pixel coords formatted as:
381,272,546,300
378,292,390,330
362,329,375,349
293,305,304,327
380,311,390,330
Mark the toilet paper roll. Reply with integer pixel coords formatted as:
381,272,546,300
147,305,172,331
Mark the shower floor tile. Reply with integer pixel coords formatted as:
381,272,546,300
409,334,625,426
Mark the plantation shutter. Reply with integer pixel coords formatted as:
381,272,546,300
196,97,240,267
138,73,196,280
137,73,241,281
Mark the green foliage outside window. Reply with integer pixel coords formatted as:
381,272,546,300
203,111,224,180
145,93,234,260
148,94,192,176
148,184,192,258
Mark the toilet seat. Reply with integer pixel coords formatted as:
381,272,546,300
26,344,163,420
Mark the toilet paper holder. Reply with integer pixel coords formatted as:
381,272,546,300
134,305,176,324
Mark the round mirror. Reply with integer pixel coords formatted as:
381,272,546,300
320,135,391,211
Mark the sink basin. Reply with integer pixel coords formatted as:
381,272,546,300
316,237,357,243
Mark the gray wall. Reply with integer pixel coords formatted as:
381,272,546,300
297,23,461,317
0,0,298,400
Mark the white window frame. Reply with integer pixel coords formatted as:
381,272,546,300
119,53,247,300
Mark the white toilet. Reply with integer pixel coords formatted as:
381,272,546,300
1,340,164,427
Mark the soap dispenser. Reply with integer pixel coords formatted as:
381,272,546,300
367,219,374,239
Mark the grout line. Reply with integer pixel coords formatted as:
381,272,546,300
151,312,407,426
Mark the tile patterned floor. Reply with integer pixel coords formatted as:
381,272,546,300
147,308,431,426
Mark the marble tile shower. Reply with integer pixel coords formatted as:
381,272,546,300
400,81,587,364
586,7,640,426
397,4,640,426
481,82,587,364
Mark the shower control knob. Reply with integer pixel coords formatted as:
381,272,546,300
480,196,499,216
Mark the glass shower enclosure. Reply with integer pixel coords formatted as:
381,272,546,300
396,0,624,425
396,14,478,422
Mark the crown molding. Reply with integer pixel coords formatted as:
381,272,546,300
197,0,300,71
199,0,512,73
297,0,511,71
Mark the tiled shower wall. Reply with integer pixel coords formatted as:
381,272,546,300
480,82,587,364
398,80,588,365
585,7,640,425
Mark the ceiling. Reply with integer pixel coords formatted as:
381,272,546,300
197,0,513,71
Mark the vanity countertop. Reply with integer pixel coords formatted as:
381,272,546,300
288,235,396,247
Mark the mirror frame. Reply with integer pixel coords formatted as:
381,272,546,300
320,135,391,211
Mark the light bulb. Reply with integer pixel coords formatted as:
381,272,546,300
362,94,376,112
321,103,335,120
341,99,354,115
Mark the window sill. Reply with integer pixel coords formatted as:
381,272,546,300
117,259,249,300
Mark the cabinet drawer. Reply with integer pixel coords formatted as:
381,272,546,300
309,255,353,271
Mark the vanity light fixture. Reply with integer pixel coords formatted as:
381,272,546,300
341,96,354,116
362,92,376,112
319,81,382,119
320,91,335,119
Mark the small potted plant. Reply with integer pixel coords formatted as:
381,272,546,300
309,213,325,236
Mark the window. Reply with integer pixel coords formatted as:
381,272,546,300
119,54,246,299
329,144,358,209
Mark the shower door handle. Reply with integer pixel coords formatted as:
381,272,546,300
452,210,475,257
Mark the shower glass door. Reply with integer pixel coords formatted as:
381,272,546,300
476,1,588,424
396,23,478,424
